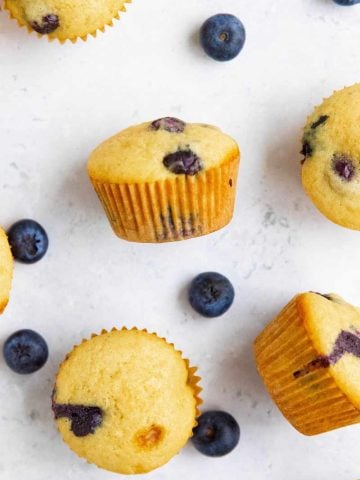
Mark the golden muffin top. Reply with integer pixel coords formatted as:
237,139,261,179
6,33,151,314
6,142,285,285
301,84,360,229
5,0,129,42
295,292,360,410
87,117,240,183
52,328,201,475
0,228,13,314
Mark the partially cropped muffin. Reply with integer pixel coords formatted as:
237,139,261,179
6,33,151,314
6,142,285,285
254,292,360,435
301,83,360,230
4,0,131,43
87,117,240,243
0,227,13,313
52,327,202,475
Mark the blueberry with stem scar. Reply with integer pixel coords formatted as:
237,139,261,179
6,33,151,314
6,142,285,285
7,219,48,264
200,14,246,62
3,329,48,374
192,411,240,457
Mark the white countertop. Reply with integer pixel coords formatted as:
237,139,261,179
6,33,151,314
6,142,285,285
0,1,359,479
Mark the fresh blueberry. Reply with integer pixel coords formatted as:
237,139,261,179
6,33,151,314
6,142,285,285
192,411,240,457
200,14,246,62
332,0,360,5
7,219,49,264
188,272,235,318
3,329,48,374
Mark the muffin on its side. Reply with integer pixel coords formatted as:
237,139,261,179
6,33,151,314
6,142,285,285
4,0,131,43
52,327,202,475
254,292,360,435
301,83,360,230
87,117,240,243
0,227,13,314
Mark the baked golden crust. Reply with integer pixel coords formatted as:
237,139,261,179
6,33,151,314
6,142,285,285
53,327,202,474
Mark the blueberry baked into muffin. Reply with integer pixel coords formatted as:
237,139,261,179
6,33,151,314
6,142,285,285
301,83,360,229
87,117,240,242
254,292,360,435
0,227,13,313
52,327,202,474
4,0,131,43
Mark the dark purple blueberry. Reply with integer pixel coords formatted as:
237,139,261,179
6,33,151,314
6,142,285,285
332,154,355,181
30,14,60,34
293,356,330,379
200,14,246,62
7,219,48,264
328,330,360,363
163,149,202,175
293,329,360,378
151,117,186,133
192,411,240,457
52,401,103,437
188,272,235,318
311,115,329,130
3,329,48,374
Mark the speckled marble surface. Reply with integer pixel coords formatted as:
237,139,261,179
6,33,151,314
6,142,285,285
0,0,360,478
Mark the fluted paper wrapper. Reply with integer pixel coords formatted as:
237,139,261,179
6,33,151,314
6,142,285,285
91,156,239,243
254,298,360,435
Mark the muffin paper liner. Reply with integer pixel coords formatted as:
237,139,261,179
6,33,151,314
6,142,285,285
3,0,131,44
90,156,239,243
254,297,360,435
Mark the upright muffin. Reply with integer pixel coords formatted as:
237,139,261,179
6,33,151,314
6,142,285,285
301,83,360,230
4,0,131,43
254,292,360,435
0,227,13,313
87,117,240,243
52,327,202,475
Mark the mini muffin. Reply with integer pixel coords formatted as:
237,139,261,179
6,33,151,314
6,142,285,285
4,0,131,43
52,327,202,475
254,292,360,435
0,227,13,313
301,83,360,230
87,117,240,243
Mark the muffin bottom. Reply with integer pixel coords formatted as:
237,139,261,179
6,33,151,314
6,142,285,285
91,156,239,243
